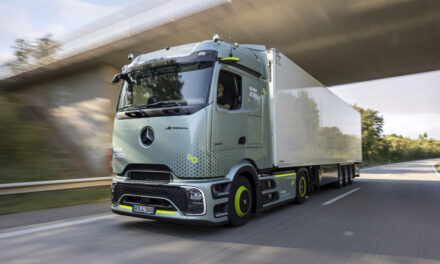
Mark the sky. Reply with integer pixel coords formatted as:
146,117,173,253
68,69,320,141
0,0,139,62
329,70,440,140
0,0,438,140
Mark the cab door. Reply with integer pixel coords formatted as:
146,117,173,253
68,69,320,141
211,67,247,151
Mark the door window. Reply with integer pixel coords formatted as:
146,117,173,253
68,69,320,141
217,70,242,110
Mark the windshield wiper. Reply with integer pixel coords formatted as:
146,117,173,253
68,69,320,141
146,101,184,108
146,101,189,114
119,101,189,115
123,109,149,118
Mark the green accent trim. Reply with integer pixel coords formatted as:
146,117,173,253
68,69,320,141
299,176,306,197
235,185,250,218
275,172,296,178
220,57,240,62
187,154,198,164
119,204,132,210
262,88,267,95
156,210,177,214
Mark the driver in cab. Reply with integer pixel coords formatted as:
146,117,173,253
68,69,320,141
217,82,233,110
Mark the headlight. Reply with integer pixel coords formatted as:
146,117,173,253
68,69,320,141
181,187,205,215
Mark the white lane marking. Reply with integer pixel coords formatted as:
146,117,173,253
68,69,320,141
321,187,361,206
0,214,114,239
432,163,440,177
384,173,390,177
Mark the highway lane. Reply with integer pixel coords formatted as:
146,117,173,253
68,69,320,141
0,159,439,264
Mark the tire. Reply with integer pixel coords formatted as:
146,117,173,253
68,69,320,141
228,176,253,227
295,170,308,204
347,165,354,185
342,166,348,187
334,166,343,188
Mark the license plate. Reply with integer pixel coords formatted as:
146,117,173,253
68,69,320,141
132,205,155,215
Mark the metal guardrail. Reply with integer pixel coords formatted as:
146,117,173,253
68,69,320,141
0,176,113,196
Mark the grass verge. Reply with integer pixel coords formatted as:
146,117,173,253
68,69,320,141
0,186,110,215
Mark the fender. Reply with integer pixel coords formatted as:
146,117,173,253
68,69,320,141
224,159,262,213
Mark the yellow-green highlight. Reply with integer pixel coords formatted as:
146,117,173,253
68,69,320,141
220,57,240,62
156,210,177,214
118,205,177,214
275,172,296,178
235,185,250,218
299,176,306,197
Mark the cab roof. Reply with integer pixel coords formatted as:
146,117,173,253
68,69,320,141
126,39,269,79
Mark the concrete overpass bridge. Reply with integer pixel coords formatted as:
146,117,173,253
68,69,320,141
1,0,439,175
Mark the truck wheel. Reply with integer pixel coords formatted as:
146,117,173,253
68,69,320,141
228,176,253,227
343,166,348,186
335,166,343,188
347,165,354,185
295,170,308,204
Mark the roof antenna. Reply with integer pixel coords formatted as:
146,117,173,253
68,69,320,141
213,34,220,43
165,45,170,50
128,53,134,62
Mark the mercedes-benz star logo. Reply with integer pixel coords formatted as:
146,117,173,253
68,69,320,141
140,126,155,147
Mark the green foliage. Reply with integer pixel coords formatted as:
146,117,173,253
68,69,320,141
4,35,60,73
0,93,82,183
0,186,110,215
353,105,440,164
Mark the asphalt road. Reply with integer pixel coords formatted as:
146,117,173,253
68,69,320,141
1,159,439,264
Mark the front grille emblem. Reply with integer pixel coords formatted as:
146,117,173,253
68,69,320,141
140,126,155,147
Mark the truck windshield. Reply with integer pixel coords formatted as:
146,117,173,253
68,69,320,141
118,61,214,112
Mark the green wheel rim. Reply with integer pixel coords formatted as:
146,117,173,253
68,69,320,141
299,176,306,197
235,185,251,218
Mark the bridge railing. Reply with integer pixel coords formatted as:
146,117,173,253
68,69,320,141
0,0,227,80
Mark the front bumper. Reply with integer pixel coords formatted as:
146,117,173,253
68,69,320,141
111,176,230,225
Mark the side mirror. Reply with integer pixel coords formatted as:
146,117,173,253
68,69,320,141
219,57,240,64
112,74,122,84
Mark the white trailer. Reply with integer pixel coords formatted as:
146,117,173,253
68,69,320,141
268,49,362,168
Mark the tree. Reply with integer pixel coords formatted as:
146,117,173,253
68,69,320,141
353,105,389,162
4,35,60,73
353,105,440,164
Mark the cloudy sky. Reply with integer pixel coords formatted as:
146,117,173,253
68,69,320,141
0,0,438,139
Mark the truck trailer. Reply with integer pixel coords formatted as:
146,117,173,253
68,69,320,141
111,35,362,226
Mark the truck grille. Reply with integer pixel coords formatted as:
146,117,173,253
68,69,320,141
112,183,187,210
128,171,171,182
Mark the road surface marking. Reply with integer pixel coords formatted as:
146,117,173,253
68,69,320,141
432,163,440,177
384,173,390,177
321,187,361,206
0,214,114,239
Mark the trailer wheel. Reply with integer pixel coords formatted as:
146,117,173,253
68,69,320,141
295,170,308,204
228,176,253,227
347,165,354,185
342,166,349,187
334,166,343,188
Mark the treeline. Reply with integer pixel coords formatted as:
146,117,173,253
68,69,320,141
354,105,440,165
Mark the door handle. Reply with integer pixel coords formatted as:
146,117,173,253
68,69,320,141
238,136,246,145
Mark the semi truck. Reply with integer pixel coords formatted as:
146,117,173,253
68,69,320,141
111,35,362,226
